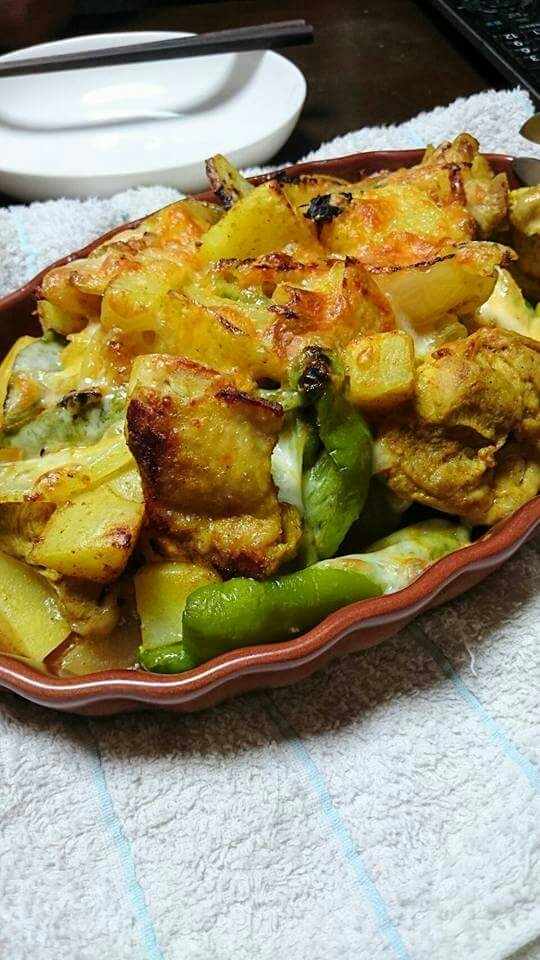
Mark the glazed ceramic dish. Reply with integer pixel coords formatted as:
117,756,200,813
0,150,538,714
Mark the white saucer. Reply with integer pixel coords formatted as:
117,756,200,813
0,31,306,200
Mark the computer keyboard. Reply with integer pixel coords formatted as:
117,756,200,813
424,0,540,102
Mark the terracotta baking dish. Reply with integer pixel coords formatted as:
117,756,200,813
0,149,538,715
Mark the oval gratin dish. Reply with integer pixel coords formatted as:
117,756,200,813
0,149,537,714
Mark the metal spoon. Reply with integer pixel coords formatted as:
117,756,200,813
513,156,540,186
520,114,540,144
516,116,540,182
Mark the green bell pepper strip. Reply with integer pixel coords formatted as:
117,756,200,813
139,643,199,673
300,389,372,564
339,477,411,553
270,387,373,567
141,520,470,673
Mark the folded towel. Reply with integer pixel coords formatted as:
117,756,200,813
1,89,539,960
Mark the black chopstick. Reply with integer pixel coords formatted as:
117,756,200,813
0,20,314,78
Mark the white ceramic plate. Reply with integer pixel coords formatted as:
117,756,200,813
0,31,306,200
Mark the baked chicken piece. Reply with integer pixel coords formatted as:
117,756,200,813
126,355,301,578
376,328,540,524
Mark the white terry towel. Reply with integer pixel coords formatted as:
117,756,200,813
0,88,539,960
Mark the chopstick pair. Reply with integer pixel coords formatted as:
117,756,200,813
0,20,314,78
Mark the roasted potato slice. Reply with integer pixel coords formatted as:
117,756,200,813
100,258,187,337
38,199,221,337
155,292,279,383
199,253,396,371
55,623,140,675
38,265,101,333
31,466,144,581
198,180,321,263
206,154,254,208
0,550,71,661
344,331,415,412
38,236,154,333
135,561,221,650
103,258,279,383
320,136,509,264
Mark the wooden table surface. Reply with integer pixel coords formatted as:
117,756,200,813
59,0,504,165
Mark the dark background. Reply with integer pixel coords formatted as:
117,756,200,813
55,0,501,164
